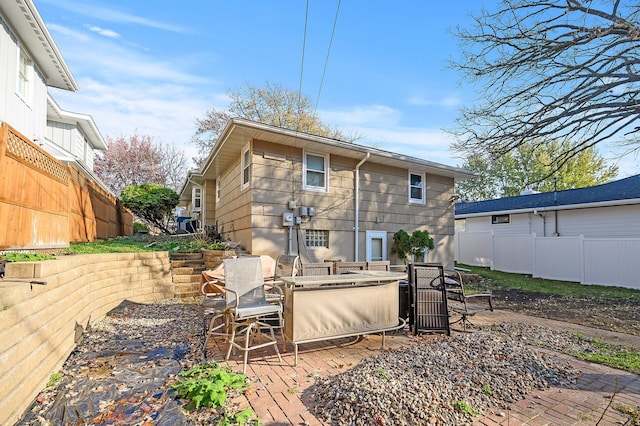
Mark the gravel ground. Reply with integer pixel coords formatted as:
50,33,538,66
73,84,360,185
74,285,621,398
15,300,635,425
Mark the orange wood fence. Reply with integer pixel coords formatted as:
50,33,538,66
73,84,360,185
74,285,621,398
0,123,132,249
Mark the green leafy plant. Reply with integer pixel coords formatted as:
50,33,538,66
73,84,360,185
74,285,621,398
216,407,259,426
0,252,54,262
392,229,434,262
375,368,391,381
47,372,63,387
172,362,250,411
121,183,180,234
482,383,493,396
454,400,479,416
409,230,434,260
133,221,150,233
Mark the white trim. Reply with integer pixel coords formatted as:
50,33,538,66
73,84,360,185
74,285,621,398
215,176,221,202
192,186,202,212
241,142,250,190
303,150,330,192
365,230,387,262
408,170,425,204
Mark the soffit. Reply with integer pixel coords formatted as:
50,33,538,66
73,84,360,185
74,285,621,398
197,119,475,182
0,0,77,91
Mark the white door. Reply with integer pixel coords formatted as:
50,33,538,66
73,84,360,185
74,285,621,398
366,231,387,262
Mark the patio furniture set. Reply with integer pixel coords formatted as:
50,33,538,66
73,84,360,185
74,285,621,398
200,256,493,373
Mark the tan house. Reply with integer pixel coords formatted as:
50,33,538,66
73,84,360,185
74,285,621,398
179,119,474,268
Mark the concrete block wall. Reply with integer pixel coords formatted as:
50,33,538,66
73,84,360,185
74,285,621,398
0,252,174,426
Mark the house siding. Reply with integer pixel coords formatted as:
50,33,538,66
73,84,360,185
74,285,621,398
462,203,640,238
246,140,456,264
0,13,47,142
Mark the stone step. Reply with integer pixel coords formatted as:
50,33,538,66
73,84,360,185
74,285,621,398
172,274,202,284
169,252,204,261
170,259,206,268
172,266,205,276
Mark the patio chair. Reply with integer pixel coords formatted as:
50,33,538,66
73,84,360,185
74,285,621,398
445,269,493,331
274,254,301,279
222,257,284,373
334,261,366,274
300,262,333,276
366,260,391,271
201,280,230,357
408,263,450,336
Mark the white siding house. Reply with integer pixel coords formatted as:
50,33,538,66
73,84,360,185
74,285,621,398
0,0,106,176
454,175,640,289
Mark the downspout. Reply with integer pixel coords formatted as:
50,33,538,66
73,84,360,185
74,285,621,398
354,153,370,261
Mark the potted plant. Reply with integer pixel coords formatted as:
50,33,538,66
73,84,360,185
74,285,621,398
409,230,434,262
392,229,435,263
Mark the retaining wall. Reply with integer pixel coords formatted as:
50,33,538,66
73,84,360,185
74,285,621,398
0,252,174,426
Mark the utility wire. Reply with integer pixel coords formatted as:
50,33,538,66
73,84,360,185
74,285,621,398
295,0,309,133
314,0,341,115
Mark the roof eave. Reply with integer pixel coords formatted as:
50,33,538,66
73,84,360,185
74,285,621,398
1,0,78,91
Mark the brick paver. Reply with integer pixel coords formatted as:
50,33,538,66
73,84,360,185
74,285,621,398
205,310,639,425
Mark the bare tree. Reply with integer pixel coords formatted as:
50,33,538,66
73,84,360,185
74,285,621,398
94,134,187,196
192,81,354,165
450,0,640,173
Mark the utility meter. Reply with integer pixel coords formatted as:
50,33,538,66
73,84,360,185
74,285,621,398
282,212,294,227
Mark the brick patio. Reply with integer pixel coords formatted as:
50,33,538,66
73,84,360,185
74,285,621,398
204,310,640,426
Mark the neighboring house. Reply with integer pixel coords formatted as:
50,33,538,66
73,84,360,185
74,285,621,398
454,175,640,289
0,0,107,178
179,118,475,268
0,0,131,249
455,174,640,238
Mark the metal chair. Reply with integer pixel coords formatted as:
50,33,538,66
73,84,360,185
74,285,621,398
201,280,230,357
274,254,301,279
408,263,450,335
222,257,284,373
445,269,493,331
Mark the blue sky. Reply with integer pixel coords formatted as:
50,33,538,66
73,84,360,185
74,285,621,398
37,0,637,177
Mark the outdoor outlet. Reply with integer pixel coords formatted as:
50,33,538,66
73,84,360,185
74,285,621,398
288,201,297,210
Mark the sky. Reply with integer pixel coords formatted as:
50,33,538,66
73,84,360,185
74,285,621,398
36,0,638,178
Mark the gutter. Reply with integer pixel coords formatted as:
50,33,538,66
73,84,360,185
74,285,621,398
354,153,370,261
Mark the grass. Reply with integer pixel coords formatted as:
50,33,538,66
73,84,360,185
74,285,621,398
456,263,640,302
570,335,640,374
1,235,229,262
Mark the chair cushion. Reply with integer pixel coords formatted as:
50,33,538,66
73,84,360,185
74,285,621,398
236,302,282,319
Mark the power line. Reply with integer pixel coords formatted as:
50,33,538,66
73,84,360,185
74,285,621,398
314,0,341,115
295,0,309,132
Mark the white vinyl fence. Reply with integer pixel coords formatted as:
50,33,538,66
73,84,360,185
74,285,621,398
455,230,640,290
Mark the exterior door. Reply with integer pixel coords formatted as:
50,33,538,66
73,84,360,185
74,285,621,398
366,231,387,262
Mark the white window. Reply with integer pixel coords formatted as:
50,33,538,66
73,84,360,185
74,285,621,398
303,151,329,192
241,143,250,189
215,177,221,202
305,230,329,248
192,187,202,212
409,171,425,204
18,48,32,101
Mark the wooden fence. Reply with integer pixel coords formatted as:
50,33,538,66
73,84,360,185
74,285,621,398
0,123,132,249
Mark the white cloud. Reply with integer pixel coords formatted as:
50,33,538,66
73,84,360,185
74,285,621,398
86,25,120,39
407,94,462,108
38,0,187,33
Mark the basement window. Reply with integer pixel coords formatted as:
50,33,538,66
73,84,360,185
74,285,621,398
305,230,329,248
